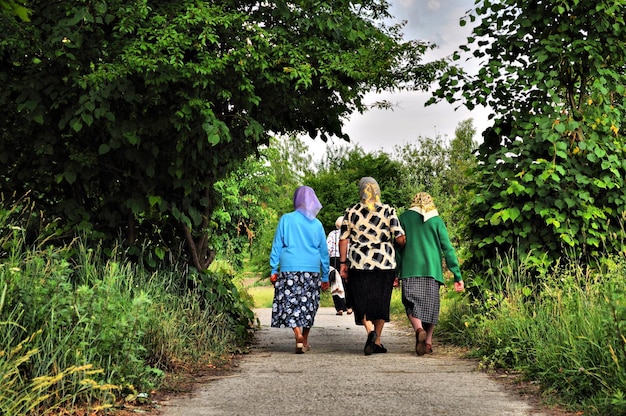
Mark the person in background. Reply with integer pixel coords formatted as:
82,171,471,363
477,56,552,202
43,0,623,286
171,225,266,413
339,177,406,355
396,192,464,356
327,215,352,315
269,186,330,354
328,265,346,315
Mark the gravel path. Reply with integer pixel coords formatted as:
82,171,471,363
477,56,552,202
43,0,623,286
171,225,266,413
154,307,552,416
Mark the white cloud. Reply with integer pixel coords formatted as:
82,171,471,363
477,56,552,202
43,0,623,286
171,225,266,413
308,0,489,161
396,0,416,8
309,90,490,161
427,0,441,11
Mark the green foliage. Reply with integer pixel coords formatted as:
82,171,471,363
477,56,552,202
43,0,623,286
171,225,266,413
0,329,116,414
307,145,412,232
270,135,315,190
431,0,626,281
236,136,309,278
391,120,478,247
447,119,479,197
210,151,280,271
389,287,405,316
245,285,275,308
0,205,255,410
0,0,445,273
185,268,255,342
394,136,448,191
438,252,626,415
0,0,31,21
0,241,162,397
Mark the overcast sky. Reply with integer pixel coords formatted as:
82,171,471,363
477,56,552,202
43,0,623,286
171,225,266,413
308,0,491,160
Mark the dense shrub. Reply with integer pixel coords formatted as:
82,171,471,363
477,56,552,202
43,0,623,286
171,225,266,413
438,253,626,415
0,220,255,413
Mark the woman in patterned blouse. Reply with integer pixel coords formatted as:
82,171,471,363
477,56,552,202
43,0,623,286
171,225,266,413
338,177,406,355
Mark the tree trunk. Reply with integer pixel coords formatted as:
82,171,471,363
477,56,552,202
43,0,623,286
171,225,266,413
182,223,215,273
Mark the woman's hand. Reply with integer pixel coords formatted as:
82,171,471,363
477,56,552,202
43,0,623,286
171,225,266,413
339,263,348,279
454,280,464,292
270,273,278,286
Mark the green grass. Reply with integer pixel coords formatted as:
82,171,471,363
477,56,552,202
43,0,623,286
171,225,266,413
243,282,409,329
436,254,626,415
0,233,255,413
243,282,335,308
245,284,274,308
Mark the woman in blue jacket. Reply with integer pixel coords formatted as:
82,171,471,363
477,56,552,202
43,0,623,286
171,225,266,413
269,186,330,354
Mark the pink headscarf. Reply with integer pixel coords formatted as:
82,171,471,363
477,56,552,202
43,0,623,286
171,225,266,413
294,186,322,220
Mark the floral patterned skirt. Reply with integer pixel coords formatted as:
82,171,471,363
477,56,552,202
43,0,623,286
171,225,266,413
271,271,321,329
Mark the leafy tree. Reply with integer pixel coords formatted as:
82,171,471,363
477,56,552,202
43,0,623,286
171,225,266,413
210,155,276,272
431,0,626,280
441,119,479,247
306,145,411,233
392,119,477,197
266,135,314,214
445,118,478,196
245,135,309,276
391,119,478,248
0,1,445,272
393,136,447,191
0,0,30,21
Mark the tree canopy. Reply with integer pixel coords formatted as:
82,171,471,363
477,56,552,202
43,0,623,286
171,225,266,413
0,0,30,21
0,0,446,271
305,145,411,232
431,0,626,278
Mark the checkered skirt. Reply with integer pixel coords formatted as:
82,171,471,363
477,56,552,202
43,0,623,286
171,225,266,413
401,277,441,325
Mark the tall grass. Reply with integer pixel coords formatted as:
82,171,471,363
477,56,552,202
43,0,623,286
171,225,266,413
0,222,255,413
438,253,626,415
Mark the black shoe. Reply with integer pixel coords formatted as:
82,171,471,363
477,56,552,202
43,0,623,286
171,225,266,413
373,343,387,354
364,331,378,355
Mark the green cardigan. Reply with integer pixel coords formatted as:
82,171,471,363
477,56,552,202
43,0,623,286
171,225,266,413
396,209,462,284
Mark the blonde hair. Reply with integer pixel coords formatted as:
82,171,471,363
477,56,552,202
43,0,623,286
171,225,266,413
359,177,381,210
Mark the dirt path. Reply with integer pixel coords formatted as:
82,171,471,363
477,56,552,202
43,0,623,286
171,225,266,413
146,307,576,416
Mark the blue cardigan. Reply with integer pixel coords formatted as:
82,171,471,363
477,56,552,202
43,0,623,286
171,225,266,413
270,211,330,282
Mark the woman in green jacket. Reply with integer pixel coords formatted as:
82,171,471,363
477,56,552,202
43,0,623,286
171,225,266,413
397,192,464,356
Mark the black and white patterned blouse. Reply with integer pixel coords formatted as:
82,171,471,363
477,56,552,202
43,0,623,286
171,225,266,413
339,202,405,270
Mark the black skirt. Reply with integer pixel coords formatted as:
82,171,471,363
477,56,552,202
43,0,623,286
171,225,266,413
349,269,395,325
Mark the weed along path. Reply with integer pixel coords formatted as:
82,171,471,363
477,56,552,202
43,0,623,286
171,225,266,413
155,307,557,416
